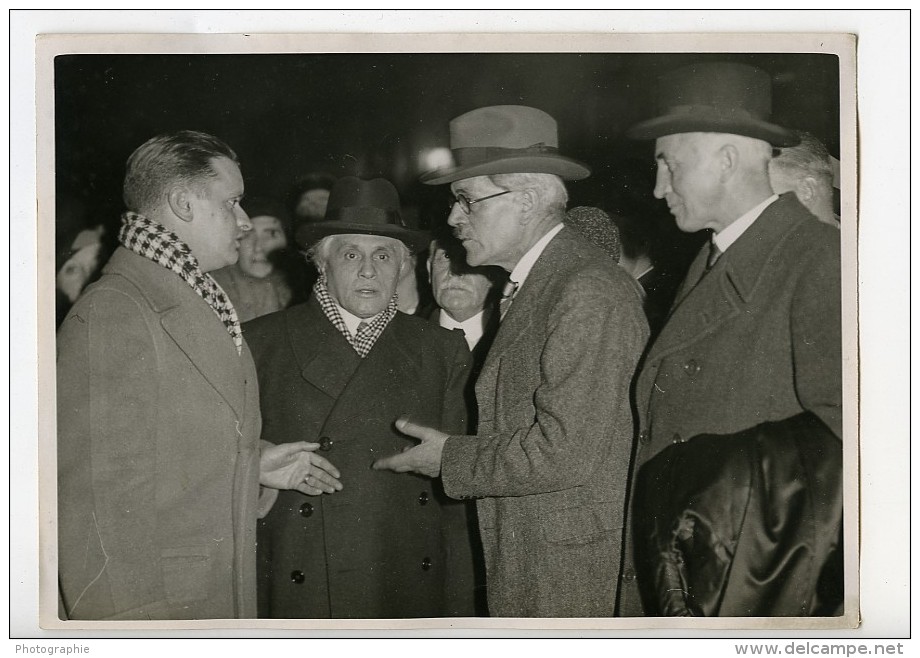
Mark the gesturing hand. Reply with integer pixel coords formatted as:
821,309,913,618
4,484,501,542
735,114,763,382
260,441,343,496
371,418,448,478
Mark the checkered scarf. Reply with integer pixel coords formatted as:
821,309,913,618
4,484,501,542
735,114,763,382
312,275,397,358
118,212,243,355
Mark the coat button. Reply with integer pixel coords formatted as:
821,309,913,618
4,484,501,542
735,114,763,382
683,359,700,376
290,570,305,584
621,568,636,582
418,491,429,506
421,557,432,571
319,436,333,452
299,502,313,518
638,429,650,445
672,432,684,444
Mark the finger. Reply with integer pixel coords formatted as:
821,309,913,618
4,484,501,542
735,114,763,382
307,469,343,492
394,418,432,442
309,455,341,479
293,482,325,496
278,441,321,456
372,453,414,472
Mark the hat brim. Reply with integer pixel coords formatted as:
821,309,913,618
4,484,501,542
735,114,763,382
296,221,430,253
626,114,800,147
420,154,591,185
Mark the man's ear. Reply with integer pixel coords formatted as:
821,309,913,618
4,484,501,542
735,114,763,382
718,143,740,182
167,185,195,223
796,176,818,202
518,188,537,222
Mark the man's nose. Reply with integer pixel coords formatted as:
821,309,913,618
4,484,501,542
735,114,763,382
358,258,376,278
653,170,671,200
446,204,465,227
236,208,252,232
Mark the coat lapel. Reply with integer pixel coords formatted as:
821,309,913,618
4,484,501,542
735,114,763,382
105,248,247,418
285,301,362,401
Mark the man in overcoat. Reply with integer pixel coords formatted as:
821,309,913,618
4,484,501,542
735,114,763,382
620,63,844,616
57,131,322,620
374,106,649,617
245,176,477,619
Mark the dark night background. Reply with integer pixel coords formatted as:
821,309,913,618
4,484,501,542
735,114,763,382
55,51,839,268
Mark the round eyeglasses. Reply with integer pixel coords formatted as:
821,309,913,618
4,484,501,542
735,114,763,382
450,190,514,215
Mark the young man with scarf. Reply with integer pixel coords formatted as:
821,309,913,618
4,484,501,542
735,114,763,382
57,131,331,620
244,176,477,619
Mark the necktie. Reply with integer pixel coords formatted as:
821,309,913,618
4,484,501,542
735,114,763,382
355,320,369,337
706,242,723,270
499,280,519,320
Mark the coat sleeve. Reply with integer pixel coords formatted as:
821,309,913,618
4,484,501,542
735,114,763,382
57,288,167,619
790,234,842,439
441,269,648,498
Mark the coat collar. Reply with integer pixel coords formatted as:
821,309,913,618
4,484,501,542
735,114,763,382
646,193,814,365
284,300,422,400
103,247,248,417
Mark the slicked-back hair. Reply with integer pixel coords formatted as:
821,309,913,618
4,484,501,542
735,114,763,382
123,130,238,214
487,172,569,218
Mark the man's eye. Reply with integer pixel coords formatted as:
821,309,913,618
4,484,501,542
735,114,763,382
375,253,390,261
344,252,359,260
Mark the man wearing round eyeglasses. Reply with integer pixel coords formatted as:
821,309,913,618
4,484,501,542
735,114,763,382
374,105,649,617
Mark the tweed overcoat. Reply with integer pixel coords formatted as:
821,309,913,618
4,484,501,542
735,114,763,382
618,193,843,616
57,247,262,620
244,301,477,618
440,226,649,617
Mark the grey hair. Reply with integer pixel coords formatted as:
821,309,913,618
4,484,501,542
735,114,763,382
769,131,834,189
123,130,238,214
307,234,411,273
487,172,569,218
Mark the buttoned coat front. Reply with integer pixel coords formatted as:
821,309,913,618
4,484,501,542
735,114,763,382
440,226,649,617
618,194,843,616
244,301,476,618
57,247,262,620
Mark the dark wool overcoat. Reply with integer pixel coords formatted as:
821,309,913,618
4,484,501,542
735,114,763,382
440,226,650,617
244,301,477,619
57,247,261,620
619,193,843,616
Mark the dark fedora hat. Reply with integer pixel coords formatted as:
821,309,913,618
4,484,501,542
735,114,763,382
627,62,800,147
295,176,429,252
420,105,591,185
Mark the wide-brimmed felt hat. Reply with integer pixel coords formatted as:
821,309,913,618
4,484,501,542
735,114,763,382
295,176,429,252
420,105,591,185
626,62,800,147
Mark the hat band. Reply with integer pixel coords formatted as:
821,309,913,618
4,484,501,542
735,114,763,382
665,104,766,121
453,143,559,166
325,206,403,226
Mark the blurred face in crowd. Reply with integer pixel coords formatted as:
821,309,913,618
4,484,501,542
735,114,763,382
428,239,495,323
296,188,331,221
56,241,103,303
323,234,405,318
447,175,523,270
653,133,724,234
237,214,288,279
185,157,251,272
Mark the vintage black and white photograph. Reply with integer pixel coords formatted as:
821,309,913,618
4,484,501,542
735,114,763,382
22,16,895,640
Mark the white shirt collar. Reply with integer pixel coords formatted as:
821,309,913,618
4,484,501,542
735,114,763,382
336,302,381,337
438,309,486,350
712,195,778,253
509,222,564,290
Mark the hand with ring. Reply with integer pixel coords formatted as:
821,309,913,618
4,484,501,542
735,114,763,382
260,441,343,496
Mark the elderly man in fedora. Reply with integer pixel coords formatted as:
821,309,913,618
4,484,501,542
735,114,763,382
243,176,477,619
621,63,843,616
374,105,649,617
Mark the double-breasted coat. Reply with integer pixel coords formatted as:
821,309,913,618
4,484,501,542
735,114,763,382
440,226,649,617
57,247,262,620
619,193,843,616
244,301,477,618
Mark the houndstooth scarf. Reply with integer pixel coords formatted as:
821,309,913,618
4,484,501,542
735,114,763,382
118,212,243,355
312,275,397,358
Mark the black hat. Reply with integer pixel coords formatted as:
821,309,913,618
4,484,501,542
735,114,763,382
627,62,799,147
295,176,429,252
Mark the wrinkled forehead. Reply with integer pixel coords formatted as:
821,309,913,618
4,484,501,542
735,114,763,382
450,175,496,195
330,233,404,254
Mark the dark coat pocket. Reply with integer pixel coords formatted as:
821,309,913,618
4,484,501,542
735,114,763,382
161,546,212,604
